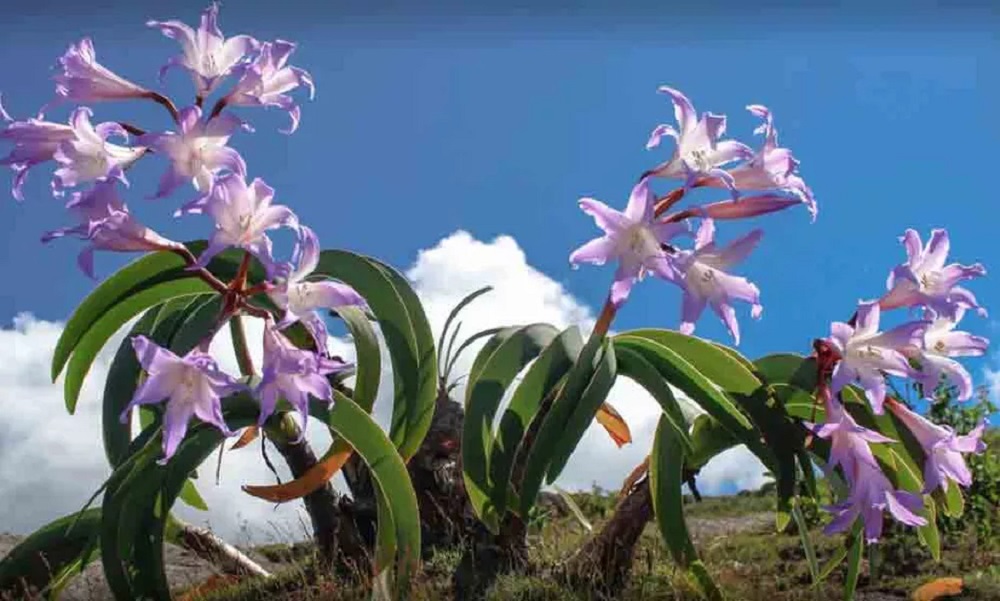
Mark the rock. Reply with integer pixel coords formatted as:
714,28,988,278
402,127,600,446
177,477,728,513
0,532,222,601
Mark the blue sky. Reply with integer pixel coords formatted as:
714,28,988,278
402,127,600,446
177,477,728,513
2,1,998,400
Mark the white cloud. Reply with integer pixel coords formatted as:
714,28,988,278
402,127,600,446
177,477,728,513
0,230,766,544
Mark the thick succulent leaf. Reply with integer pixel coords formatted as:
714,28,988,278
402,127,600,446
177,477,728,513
461,323,560,531
753,353,817,390
614,345,694,454
619,329,761,394
314,250,437,460
52,242,253,384
105,392,420,599
686,414,738,470
518,334,603,517
0,509,101,598
544,339,617,484
242,305,381,503
613,335,767,463
177,479,209,511
649,414,723,601
63,278,214,414
489,326,583,521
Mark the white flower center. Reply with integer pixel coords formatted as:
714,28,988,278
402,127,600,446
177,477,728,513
685,148,714,172
919,270,945,294
287,283,317,313
686,261,719,298
621,224,660,261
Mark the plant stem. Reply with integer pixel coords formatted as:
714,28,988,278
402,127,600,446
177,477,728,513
145,91,180,123
592,295,618,340
229,316,256,377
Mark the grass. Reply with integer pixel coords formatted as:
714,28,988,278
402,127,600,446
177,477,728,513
183,481,999,601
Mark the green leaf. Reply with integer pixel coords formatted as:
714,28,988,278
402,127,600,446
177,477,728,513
315,250,437,460
844,523,864,601
64,278,214,414
686,414,738,470
437,286,493,378
553,486,592,532
168,294,227,356
752,353,817,390
53,251,190,383
518,334,603,517
0,509,101,598
489,327,584,520
52,242,252,384
940,482,965,519
619,329,761,394
337,306,382,413
177,479,209,511
614,345,694,454
615,335,754,431
614,335,765,461
544,339,617,484
328,392,422,594
461,323,560,531
649,414,723,601
792,501,819,585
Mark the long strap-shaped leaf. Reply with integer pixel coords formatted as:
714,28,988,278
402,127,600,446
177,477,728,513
488,326,584,520
516,333,602,517
649,413,724,601
102,393,420,600
314,250,437,461
52,242,254,384
461,323,560,532
63,278,214,414
614,345,694,454
542,340,618,484
613,335,766,461
0,508,102,598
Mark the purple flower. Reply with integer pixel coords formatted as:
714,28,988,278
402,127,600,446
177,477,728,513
51,107,146,195
137,105,247,198
887,399,987,494
51,38,150,104
178,173,298,277
224,40,315,134
41,178,182,278
881,229,987,320
256,322,350,434
703,105,817,220
121,335,244,463
268,226,366,352
670,219,763,346
910,307,989,401
1,103,144,200
810,395,927,543
645,86,753,198
148,2,260,98
569,179,689,307
827,300,928,414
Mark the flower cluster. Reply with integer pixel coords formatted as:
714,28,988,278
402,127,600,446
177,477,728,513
1,3,361,462
571,86,815,345
810,228,989,541
569,86,990,544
